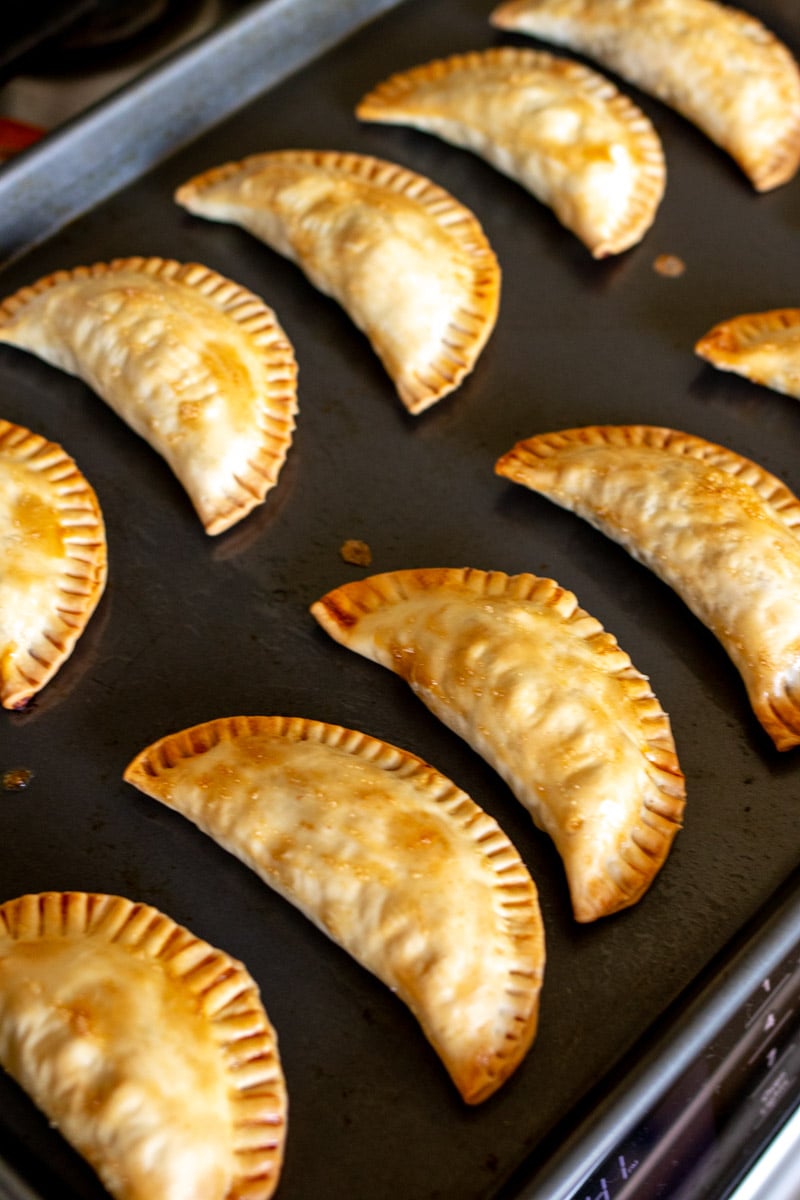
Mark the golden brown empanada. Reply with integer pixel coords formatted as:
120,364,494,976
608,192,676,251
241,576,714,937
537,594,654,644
175,151,500,414
310,571,684,923
356,47,665,259
0,258,298,535
496,425,800,750
695,308,800,398
0,419,106,709
0,891,286,1200
124,715,544,1102
490,0,800,192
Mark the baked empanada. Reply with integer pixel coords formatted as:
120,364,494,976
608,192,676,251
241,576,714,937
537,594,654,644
696,308,800,399
0,419,106,709
356,47,665,259
0,891,286,1200
0,257,298,535
310,570,684,923
496,425,800,750
124,715,544,1102
175,151,500,414
490,0,800,192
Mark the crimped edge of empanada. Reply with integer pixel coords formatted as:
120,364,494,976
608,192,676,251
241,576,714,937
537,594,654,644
311,568,685,922
489,0,800,192
0,419,107,710
0,891,287,1199
356,47,666,258
695,308,800,398
176,150,500,414
125,714,545,1104
0,257,299,535
495,423,800,528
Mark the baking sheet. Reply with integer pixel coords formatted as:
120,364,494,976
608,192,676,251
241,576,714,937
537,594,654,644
0,0,799,1196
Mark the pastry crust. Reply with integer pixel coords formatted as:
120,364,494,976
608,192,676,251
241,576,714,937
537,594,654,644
176,150,500,414
0,891,287,1200
356,47,665,258
0,419,106,709
490,0,800,192
696,308,800,398
496,425,800,750
125,715,544,1103
0,257,298,535
310,570,685,922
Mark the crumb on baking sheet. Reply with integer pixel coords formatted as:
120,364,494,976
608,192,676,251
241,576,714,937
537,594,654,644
340,539,372,566
2,767,33,792
653,253,686,278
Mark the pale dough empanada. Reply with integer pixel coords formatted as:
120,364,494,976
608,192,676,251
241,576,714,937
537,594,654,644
490,0,800,192
0,891,287,1200
496,425,800,750
0,419,106,709
310,570,684,923
175,151,500,415
0,258,298,535
356,47,665,258
124,715,544,1103
696,308,800,398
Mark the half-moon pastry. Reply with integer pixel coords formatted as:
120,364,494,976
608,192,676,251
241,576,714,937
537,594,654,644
124,715,544,1103
496,425,800,750
695,308,800,399
356,47,665,258
490,0,800,192
175,151,500,414
0,891,287,1200
0,257,298,535
310,570,685,922
0,419,106,709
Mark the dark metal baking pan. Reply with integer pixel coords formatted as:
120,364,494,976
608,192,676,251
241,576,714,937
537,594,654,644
0,1,799,1197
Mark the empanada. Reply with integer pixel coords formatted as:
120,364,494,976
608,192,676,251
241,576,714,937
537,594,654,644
490,0,800,192
175,151,500,415
310,570,684,923
696,308,800,398
356,47,665,258
124,715,544,1102
0,891,287,1200
0,419,106,709
0,257,298,535
496,425,800,750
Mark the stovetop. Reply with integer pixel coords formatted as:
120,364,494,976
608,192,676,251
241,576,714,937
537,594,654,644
0,0,246,155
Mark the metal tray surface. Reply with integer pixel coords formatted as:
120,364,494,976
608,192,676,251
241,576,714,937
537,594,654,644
0,1,799,1196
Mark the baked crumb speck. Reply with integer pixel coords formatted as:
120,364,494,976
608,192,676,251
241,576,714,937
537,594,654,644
2,767,33,792
340,539,373,567
653,253,686,278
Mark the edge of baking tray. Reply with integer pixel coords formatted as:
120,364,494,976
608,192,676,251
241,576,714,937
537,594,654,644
500,869,800,1199
0,0,408,267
